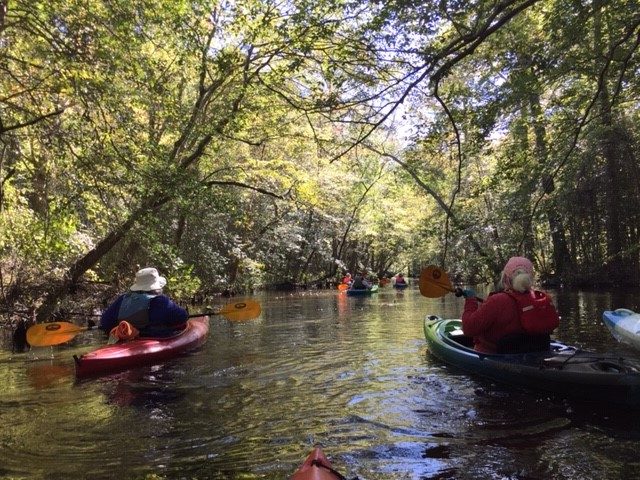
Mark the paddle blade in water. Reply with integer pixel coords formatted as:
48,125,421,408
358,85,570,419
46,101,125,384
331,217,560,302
218,300,261,322
419,266,454,298
26,322,88,347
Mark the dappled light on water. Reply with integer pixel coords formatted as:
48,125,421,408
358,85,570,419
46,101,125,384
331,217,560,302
1,287,640,478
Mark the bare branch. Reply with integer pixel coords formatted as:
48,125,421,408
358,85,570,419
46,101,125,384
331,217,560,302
0,108,64,134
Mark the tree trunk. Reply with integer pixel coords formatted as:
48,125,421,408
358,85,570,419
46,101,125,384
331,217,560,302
528,89,572,279
36,196,170,322
594,0,626,284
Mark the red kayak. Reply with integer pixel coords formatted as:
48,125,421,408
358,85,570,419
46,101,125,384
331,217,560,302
291,447,345,480
73,316,210,378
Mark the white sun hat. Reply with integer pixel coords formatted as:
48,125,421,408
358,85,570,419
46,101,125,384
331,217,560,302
130,267,167,291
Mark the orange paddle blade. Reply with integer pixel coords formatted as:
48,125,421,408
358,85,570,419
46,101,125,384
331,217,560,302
26,322,88,347
419,265,455,298
217,299,261,322
337,283,349,291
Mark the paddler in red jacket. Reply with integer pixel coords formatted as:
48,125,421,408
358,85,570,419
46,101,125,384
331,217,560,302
461,257,560,354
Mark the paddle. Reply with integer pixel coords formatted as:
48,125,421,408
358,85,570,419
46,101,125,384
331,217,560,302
337,283,350,291
419,266,484,302
26,300,262,347
419,265,456,298
217,300,261,322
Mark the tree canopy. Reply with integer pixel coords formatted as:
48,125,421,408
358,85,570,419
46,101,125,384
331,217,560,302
1,0,639,318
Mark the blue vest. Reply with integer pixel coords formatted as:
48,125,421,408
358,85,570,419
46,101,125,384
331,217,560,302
117,292,157,328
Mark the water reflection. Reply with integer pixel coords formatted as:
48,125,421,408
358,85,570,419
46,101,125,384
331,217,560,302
25,361,74,389
1,287,640,478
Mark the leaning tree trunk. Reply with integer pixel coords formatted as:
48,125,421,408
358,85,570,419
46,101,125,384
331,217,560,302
35,196,169,322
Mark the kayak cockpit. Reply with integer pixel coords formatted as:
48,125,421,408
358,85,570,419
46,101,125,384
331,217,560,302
435,318,552,355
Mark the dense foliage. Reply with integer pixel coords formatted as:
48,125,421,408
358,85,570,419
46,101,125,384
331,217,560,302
1,0,639,319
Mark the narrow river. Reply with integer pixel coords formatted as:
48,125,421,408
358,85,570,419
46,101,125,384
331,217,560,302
1,286,640,479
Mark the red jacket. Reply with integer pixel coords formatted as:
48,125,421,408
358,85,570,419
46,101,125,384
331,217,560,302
462,291,530,354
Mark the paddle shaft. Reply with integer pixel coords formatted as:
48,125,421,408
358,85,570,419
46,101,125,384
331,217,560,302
26,300,260,347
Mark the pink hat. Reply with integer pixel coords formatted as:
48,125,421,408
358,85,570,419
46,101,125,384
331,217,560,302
502,257,534,278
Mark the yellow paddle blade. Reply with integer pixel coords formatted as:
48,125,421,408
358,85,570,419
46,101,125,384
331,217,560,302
26,322,88,347
217,300,261,322
419,265,455,298
337,283,349,291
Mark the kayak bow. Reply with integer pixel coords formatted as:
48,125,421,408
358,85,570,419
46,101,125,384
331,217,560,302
602,309,640,351
291,447,345,480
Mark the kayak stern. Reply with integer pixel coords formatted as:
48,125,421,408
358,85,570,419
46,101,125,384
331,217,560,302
74,316,210,378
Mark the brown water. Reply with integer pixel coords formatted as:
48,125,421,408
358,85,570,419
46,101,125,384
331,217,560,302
1,287,640,479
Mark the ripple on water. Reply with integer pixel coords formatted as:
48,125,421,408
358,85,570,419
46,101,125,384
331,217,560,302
2,290,640,479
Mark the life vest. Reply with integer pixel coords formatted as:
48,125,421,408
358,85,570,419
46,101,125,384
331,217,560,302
117,292,156,329
506,290,559,334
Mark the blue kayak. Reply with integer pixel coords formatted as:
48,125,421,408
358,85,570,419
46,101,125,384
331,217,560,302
424,315,640,407
602,309,640,351
393,283,408,289
346,285,379,296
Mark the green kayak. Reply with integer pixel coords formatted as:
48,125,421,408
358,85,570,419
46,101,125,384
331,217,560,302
346,285,379,296
424,315,640,407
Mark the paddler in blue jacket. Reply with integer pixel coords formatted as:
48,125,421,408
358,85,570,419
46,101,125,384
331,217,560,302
99,267,188,340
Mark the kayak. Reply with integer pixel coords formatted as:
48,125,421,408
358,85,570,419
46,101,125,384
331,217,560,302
424,315,640,407
74,316,210,378
346,285,379,296
393,283,408,289
602,309,640,350
291,447,344,480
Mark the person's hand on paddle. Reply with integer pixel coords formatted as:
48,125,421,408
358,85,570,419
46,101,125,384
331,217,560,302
455,287,476,299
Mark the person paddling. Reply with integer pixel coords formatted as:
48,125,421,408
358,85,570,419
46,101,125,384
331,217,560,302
350,272,372,290
460,257,559,354
394,273,407,285
99,267,188,341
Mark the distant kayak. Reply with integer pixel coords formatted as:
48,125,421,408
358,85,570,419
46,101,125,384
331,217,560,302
74,316,210,378
602,309,640,351
424,315,640,407
291,446,344,480
393,283,408,289
346,285,379,296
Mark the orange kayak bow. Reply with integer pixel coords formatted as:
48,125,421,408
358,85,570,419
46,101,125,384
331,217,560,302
291,447,346,480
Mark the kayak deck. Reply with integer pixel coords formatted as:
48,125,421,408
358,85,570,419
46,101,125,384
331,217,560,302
424,315,640,407
602,309,640,350
74,316,210,378
291,447,344,480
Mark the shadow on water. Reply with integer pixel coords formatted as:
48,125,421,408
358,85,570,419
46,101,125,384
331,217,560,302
1,287,640,479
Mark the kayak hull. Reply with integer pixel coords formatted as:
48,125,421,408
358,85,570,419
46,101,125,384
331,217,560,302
424,315,640,407
74,316,210,378
393,283,408,289
346,285,379,296
602,309,640,350
291,447,342,480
